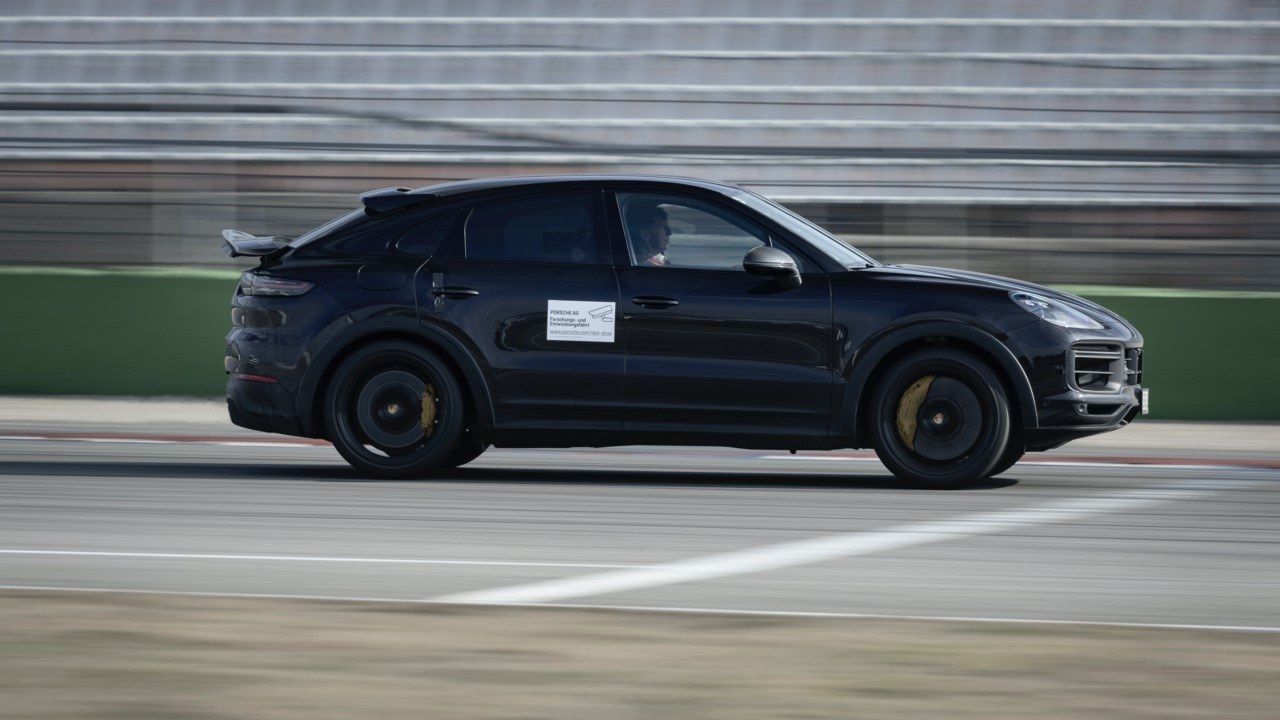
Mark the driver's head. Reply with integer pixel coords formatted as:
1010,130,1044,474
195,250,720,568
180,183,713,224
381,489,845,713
627,203,671,255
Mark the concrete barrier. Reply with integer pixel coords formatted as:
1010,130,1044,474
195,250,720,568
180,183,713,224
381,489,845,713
1,267,1275,420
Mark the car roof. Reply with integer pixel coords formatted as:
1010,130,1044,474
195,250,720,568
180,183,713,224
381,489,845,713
412,174,745,199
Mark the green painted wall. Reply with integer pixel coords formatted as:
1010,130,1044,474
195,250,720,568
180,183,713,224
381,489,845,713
1,268,1276,419
1058,287,1280,421
0,267,239,397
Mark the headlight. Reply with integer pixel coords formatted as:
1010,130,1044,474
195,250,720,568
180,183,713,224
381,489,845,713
1009,291,1103,330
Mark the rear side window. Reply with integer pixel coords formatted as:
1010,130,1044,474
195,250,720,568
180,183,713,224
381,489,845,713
463,192,607,265
395,212,458,257
312,221,394,256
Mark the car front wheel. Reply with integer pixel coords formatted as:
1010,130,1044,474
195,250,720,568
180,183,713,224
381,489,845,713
869,348,1012,489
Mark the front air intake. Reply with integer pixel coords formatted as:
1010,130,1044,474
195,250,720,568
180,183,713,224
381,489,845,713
1125,347,1144,385
1069,343,1125,392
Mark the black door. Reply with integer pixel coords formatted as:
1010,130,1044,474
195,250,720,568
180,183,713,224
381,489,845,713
610,191,835,436
416,190,624,431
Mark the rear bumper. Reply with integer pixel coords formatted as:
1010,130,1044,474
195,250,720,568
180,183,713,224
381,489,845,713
226,377,311,438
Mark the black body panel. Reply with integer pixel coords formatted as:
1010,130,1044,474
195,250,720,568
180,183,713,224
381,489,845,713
618,265,833,436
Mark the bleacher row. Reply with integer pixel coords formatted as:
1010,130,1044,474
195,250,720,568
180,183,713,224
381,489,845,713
0,0,1276,286
6,17,1280,54
6,0,1278,21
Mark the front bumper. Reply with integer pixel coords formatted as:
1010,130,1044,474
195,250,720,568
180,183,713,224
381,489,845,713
1024,384,1144,451
1038,382,1144,428
1005,313,1145,450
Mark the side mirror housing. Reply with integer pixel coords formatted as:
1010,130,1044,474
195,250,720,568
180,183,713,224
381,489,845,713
743,245,801,289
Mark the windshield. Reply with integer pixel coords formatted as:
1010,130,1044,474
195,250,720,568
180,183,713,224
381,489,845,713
730,190,877,269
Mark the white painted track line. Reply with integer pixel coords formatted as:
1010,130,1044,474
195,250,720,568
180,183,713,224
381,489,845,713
759,455,1278,472
3,435,1275,472
0,549,635,569
431,482,1252,605
0,585,1275,634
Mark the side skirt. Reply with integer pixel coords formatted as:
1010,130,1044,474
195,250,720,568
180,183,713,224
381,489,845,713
487,429,848,451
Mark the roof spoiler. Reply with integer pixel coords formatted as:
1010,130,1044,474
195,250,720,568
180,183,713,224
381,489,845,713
360,186,437,214
221,229,292,258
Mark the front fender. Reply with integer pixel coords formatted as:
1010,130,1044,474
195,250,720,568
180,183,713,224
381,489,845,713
838,319,1039,444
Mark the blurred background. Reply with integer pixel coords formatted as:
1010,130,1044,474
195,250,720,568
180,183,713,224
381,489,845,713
0,0,1277,415
2,8,1279,717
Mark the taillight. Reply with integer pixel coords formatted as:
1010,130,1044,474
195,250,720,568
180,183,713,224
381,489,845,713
240,271,313,297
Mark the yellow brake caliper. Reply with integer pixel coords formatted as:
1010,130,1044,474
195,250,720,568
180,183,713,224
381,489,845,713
419,384,437,438
895,375,935,450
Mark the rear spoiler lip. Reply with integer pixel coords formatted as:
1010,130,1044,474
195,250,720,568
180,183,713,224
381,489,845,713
360,186,438,214
222,229,293,258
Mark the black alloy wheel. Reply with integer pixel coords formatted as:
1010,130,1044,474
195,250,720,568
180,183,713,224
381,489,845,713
869,348,1012,489
323,340,465,478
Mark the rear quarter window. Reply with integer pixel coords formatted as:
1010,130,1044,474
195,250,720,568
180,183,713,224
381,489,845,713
291,211,433,259
395,212,459,258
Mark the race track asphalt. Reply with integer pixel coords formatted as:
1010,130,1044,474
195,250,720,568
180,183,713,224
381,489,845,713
1,437,1277,629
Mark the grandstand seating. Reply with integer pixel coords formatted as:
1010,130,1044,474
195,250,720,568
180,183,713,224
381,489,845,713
0,0,1276,286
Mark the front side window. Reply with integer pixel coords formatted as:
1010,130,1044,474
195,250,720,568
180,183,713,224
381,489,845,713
463,192,607,265
618,192,768,271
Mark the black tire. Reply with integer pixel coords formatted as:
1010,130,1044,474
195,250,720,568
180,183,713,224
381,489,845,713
988,444,1025,477
446,429,489,468
323,340,466,478
869,347,1012,489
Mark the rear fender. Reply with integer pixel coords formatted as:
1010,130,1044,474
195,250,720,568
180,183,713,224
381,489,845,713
296,316,495,437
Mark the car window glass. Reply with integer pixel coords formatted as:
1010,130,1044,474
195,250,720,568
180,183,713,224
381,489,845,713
293,218,394,257
618,192,767,271
287,208,364,251
464,192,606,265
395,211,457,257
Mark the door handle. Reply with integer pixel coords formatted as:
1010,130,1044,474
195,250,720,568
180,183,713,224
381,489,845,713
432,286,480,299
631,295,678,309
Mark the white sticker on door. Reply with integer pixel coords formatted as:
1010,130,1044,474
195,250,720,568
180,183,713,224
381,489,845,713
546,300,615,342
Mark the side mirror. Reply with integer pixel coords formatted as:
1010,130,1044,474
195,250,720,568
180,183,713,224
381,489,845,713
743,245,801,289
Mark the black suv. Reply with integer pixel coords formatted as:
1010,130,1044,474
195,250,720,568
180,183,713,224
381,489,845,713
224,175,1145,489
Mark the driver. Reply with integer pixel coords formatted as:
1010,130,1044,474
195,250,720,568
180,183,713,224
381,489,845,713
626,202,672,267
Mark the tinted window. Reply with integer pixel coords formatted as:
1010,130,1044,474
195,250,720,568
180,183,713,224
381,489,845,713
287,208,364,250
464,192,606,265
618,192,767,271
291,213,400,258
395,211,457,257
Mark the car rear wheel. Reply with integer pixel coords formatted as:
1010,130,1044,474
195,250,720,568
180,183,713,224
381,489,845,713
323,341,465,478
869,348,1011,489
